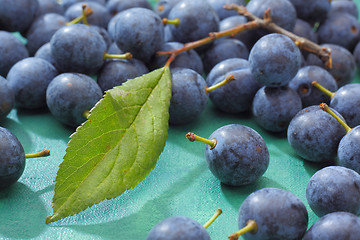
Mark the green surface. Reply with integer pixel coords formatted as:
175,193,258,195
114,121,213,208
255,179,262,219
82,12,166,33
1,1,360,240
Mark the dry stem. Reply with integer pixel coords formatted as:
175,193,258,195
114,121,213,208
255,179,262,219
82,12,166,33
157,4,332,69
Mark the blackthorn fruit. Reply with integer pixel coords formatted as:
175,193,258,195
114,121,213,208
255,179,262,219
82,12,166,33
46,73,103,127
0,31,29,77
7,57,59,109
187,124,269,186
206,58,250,86
147,216,210,240
289,0,331,24
0,127,25,189
50,24,107,74
252,86,302,132
0,0,39,32
167,0,219,47
169,68,208,125
249,33,302,87
202,38,249,74
303,211,360,240
207,69,261,113
287,105,347,162
306,166,360,217
113,7,164,63
233,187,308,240
0,76,14,120
289,65,337,107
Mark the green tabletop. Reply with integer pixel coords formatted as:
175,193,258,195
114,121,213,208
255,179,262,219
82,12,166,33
1,1,360,239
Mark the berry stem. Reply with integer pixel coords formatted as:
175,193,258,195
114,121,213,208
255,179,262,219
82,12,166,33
186,132,217,149
66,5,93,25
311,81,335,98
81,4,89,26
205,74,235,94
203,208,222,229
162,17,180,26
25,148,50,158
103,52,133,60
320,103,352,133
228,220,258,240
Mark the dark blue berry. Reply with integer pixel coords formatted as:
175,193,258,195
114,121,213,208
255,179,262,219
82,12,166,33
25,13,66,56
60,0,105,10
113,7,164,63
167,0,219,46
252,86,302,132
208,68,261,113
147,216,210,240
317,13,360,51
205,124,269,186
202,38,249,74
169,68,208,125
106,0,152,16
0,0,39,32
306,44,356,87
303,211,360,240
289,65,337,107
97,58,149,92
306,166,360,217
206,58,250,86
338,126,360,174
219,15,255,50
249,33,302,87
247,0,297,31
50,24,107,74
329,0,358,18
154,0,181,18
35,0,65,18
34,42,61,72
287,105,347,162
207,0,246,20
7,57,59,109
238,188,308,240
46,73,103,127
330,83,360,128
0,31,29,77
65,1,111,29
0,127,25,189
292,19,318,45
289,0,331,24
0,76,14,120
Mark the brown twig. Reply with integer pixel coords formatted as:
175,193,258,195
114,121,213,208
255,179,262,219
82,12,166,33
157,4,332,69
157,20,259,57
225,4,332,68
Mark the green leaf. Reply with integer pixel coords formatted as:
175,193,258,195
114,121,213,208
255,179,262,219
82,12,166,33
46,67,172,224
